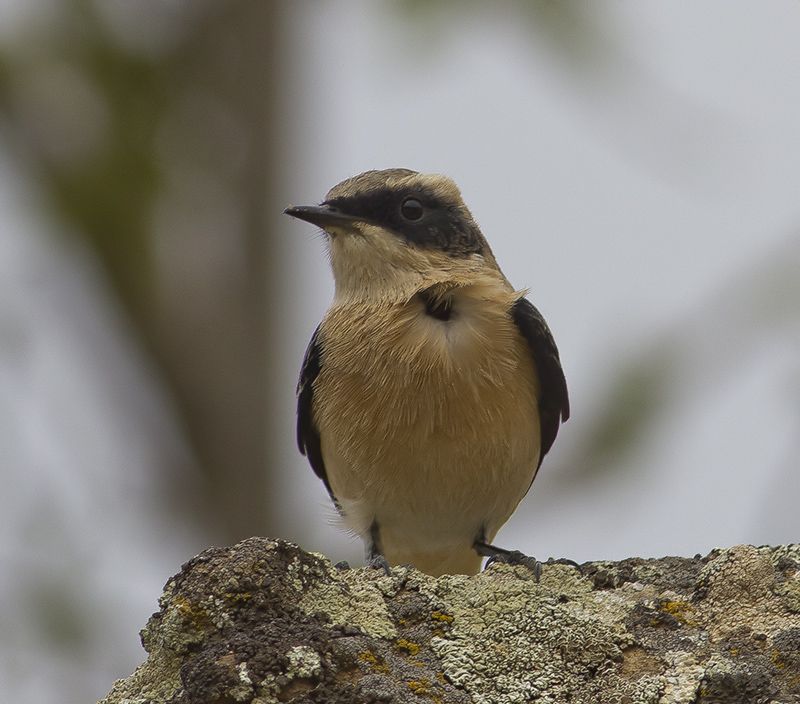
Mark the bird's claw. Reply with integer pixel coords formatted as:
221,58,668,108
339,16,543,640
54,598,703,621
365,554,392,575
476,539,583,582
544,556,584,574
484,551,542,581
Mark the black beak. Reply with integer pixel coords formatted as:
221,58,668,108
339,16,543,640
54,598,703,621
284,204,360,229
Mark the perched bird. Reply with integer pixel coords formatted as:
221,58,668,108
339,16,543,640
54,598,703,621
285,168,569,577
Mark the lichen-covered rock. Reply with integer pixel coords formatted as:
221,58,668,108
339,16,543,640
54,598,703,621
99,539,800,704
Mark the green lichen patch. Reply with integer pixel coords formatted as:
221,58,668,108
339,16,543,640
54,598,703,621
99,539,800,704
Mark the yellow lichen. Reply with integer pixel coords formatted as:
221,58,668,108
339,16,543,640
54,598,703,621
358,650,389,674
406,677,444,702
222,591,252,604
430,611,454,623
396,638,421,656
407,678,431,695
172,596,208,629
174,595,193,616
659,600,698,627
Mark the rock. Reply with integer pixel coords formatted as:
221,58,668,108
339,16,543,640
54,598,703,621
99,538,800,704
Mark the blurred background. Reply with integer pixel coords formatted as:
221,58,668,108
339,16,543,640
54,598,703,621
0,1,798,701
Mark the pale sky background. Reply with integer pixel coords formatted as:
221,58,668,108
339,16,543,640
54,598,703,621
1,2,799,702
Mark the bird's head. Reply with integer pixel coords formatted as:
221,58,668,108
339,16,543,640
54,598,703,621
285,169,502,301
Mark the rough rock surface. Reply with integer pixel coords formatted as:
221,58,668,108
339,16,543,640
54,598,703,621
100,538,800,704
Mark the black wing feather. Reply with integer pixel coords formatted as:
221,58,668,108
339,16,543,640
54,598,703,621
510,297,570,467
296,325,334,499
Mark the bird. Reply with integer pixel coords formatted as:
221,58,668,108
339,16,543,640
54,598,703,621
284,168,569,577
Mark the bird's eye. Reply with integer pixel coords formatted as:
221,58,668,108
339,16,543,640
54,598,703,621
400,197,424,221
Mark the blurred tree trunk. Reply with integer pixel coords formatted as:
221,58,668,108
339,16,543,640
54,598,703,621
152,1,279,541
0,1,282,542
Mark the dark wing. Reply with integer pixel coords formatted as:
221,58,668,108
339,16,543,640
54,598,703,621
511,297,570,467
296,325,334,499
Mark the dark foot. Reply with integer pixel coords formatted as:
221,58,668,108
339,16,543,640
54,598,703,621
475,540,542,580
544,556,584,574
474,541,584,582
487,552,543,580
365,553,392,575
334,560,351,570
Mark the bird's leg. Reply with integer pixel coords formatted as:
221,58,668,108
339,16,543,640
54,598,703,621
364,522,391,574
